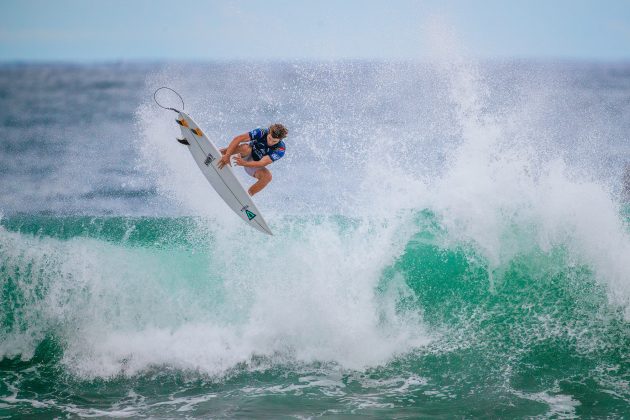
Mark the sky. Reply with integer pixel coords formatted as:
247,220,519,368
1,0,629,62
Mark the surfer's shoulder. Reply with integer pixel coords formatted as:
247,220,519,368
249,127,268,141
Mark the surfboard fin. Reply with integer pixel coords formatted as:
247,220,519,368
176,137,190,145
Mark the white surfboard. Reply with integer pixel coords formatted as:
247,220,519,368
175,111,273,235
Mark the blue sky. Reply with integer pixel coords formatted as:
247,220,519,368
1,0,629,61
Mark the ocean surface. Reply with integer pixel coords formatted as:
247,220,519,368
1,60,630,418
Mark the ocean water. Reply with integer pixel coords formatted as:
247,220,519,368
1,59,630,418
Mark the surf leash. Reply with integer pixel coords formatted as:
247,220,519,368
153,86,185,113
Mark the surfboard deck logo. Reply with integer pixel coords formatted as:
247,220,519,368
241,205,256,220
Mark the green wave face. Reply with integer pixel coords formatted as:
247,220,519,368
1,214,629,417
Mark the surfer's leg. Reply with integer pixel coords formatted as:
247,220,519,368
248,168,272,196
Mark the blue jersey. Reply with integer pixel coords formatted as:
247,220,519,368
248,127,286,162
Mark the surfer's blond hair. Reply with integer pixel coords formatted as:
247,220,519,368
269,124,288,139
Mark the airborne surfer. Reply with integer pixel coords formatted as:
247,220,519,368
218,124,288,196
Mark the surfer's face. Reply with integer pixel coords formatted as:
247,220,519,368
267,133,281,145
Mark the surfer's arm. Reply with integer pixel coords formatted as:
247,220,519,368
222,133,250,155
218,133,250,168
236,156,272,167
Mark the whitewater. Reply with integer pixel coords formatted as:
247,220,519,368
1,56,629,417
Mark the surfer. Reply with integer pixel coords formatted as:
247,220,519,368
218,124,288,196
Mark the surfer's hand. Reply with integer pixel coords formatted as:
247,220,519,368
234,156,246,166
218,155,231,169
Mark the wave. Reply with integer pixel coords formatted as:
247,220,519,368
0,214,428,377
3,55,630,389
1,213,628,384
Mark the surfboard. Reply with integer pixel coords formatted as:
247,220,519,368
175,111,273,235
